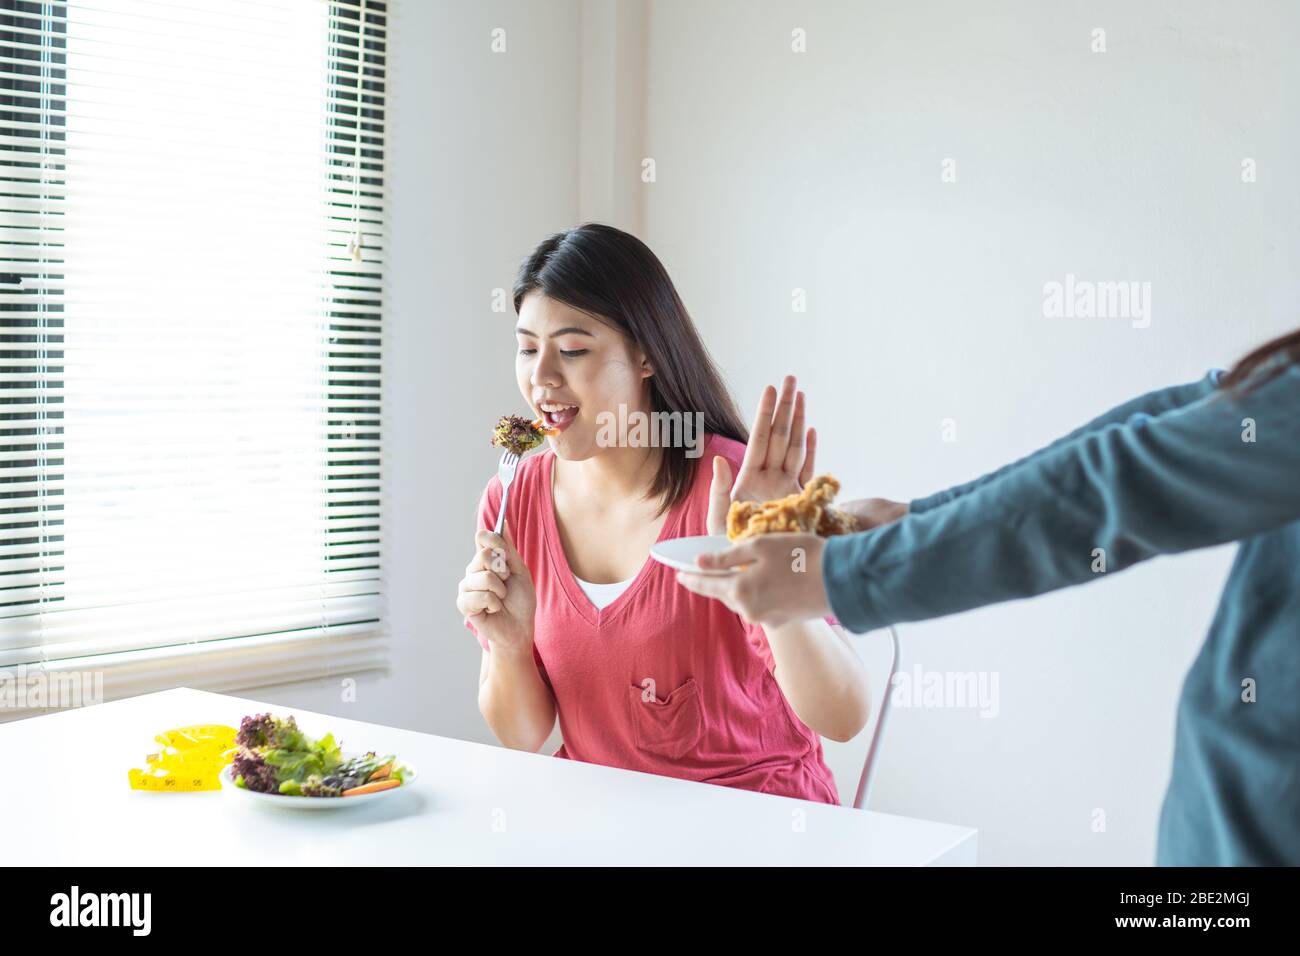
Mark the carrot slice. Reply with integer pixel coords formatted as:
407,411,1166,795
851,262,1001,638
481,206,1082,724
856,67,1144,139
531,417,560,437
341,778,401,797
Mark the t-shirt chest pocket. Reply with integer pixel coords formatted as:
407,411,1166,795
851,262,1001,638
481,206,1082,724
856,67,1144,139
628,677,703,761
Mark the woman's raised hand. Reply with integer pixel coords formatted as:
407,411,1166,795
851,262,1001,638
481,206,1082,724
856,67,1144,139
707,374,816,536
456,520,536,652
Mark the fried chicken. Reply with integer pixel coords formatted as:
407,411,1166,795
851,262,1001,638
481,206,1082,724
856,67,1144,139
726,474,859,541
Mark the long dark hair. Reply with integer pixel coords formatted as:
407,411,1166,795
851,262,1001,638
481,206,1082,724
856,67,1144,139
1221,327,1300,393
513,223,748,515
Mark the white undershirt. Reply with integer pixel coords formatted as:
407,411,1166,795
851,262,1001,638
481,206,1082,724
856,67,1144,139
573,573,636,610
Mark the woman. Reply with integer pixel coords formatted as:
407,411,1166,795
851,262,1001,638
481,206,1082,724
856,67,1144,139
679,329,1300,864
456,223,870,804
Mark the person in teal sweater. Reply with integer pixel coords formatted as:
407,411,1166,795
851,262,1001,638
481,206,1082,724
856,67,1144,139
677,330,1300,865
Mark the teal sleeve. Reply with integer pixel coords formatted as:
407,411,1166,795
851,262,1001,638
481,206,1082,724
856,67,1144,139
824,366,1300,633
909,369,1224,514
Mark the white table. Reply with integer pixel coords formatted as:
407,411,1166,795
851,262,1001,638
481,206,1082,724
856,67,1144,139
2,688,978,865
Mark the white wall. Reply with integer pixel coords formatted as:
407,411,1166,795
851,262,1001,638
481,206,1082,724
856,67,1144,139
249,0,1298,865
638,0,1298,864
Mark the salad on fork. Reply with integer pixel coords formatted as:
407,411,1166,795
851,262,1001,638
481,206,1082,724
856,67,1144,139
489,414,556,536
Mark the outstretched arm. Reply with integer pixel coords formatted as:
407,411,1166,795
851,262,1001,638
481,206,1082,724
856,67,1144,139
824,367,1300,633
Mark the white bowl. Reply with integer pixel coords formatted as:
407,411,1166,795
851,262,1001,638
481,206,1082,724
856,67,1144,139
650,534,741,576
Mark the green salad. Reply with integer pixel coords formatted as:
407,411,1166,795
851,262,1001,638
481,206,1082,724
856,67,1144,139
230,713,410,798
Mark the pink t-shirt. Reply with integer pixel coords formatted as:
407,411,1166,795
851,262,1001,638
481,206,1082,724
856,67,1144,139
465,433,840,805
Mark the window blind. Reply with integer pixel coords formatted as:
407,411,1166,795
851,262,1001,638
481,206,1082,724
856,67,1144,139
0,0,389,720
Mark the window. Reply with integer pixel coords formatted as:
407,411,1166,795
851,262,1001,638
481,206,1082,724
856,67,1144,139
0,0,389,719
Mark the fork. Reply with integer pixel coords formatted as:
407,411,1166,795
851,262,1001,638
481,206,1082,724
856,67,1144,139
493,450,521,536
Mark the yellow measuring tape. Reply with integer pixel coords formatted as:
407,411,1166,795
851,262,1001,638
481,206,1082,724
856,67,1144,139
127,724,238,792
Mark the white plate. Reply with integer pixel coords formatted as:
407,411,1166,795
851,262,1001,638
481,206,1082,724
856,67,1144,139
222,758,417,809
650,534,741,576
